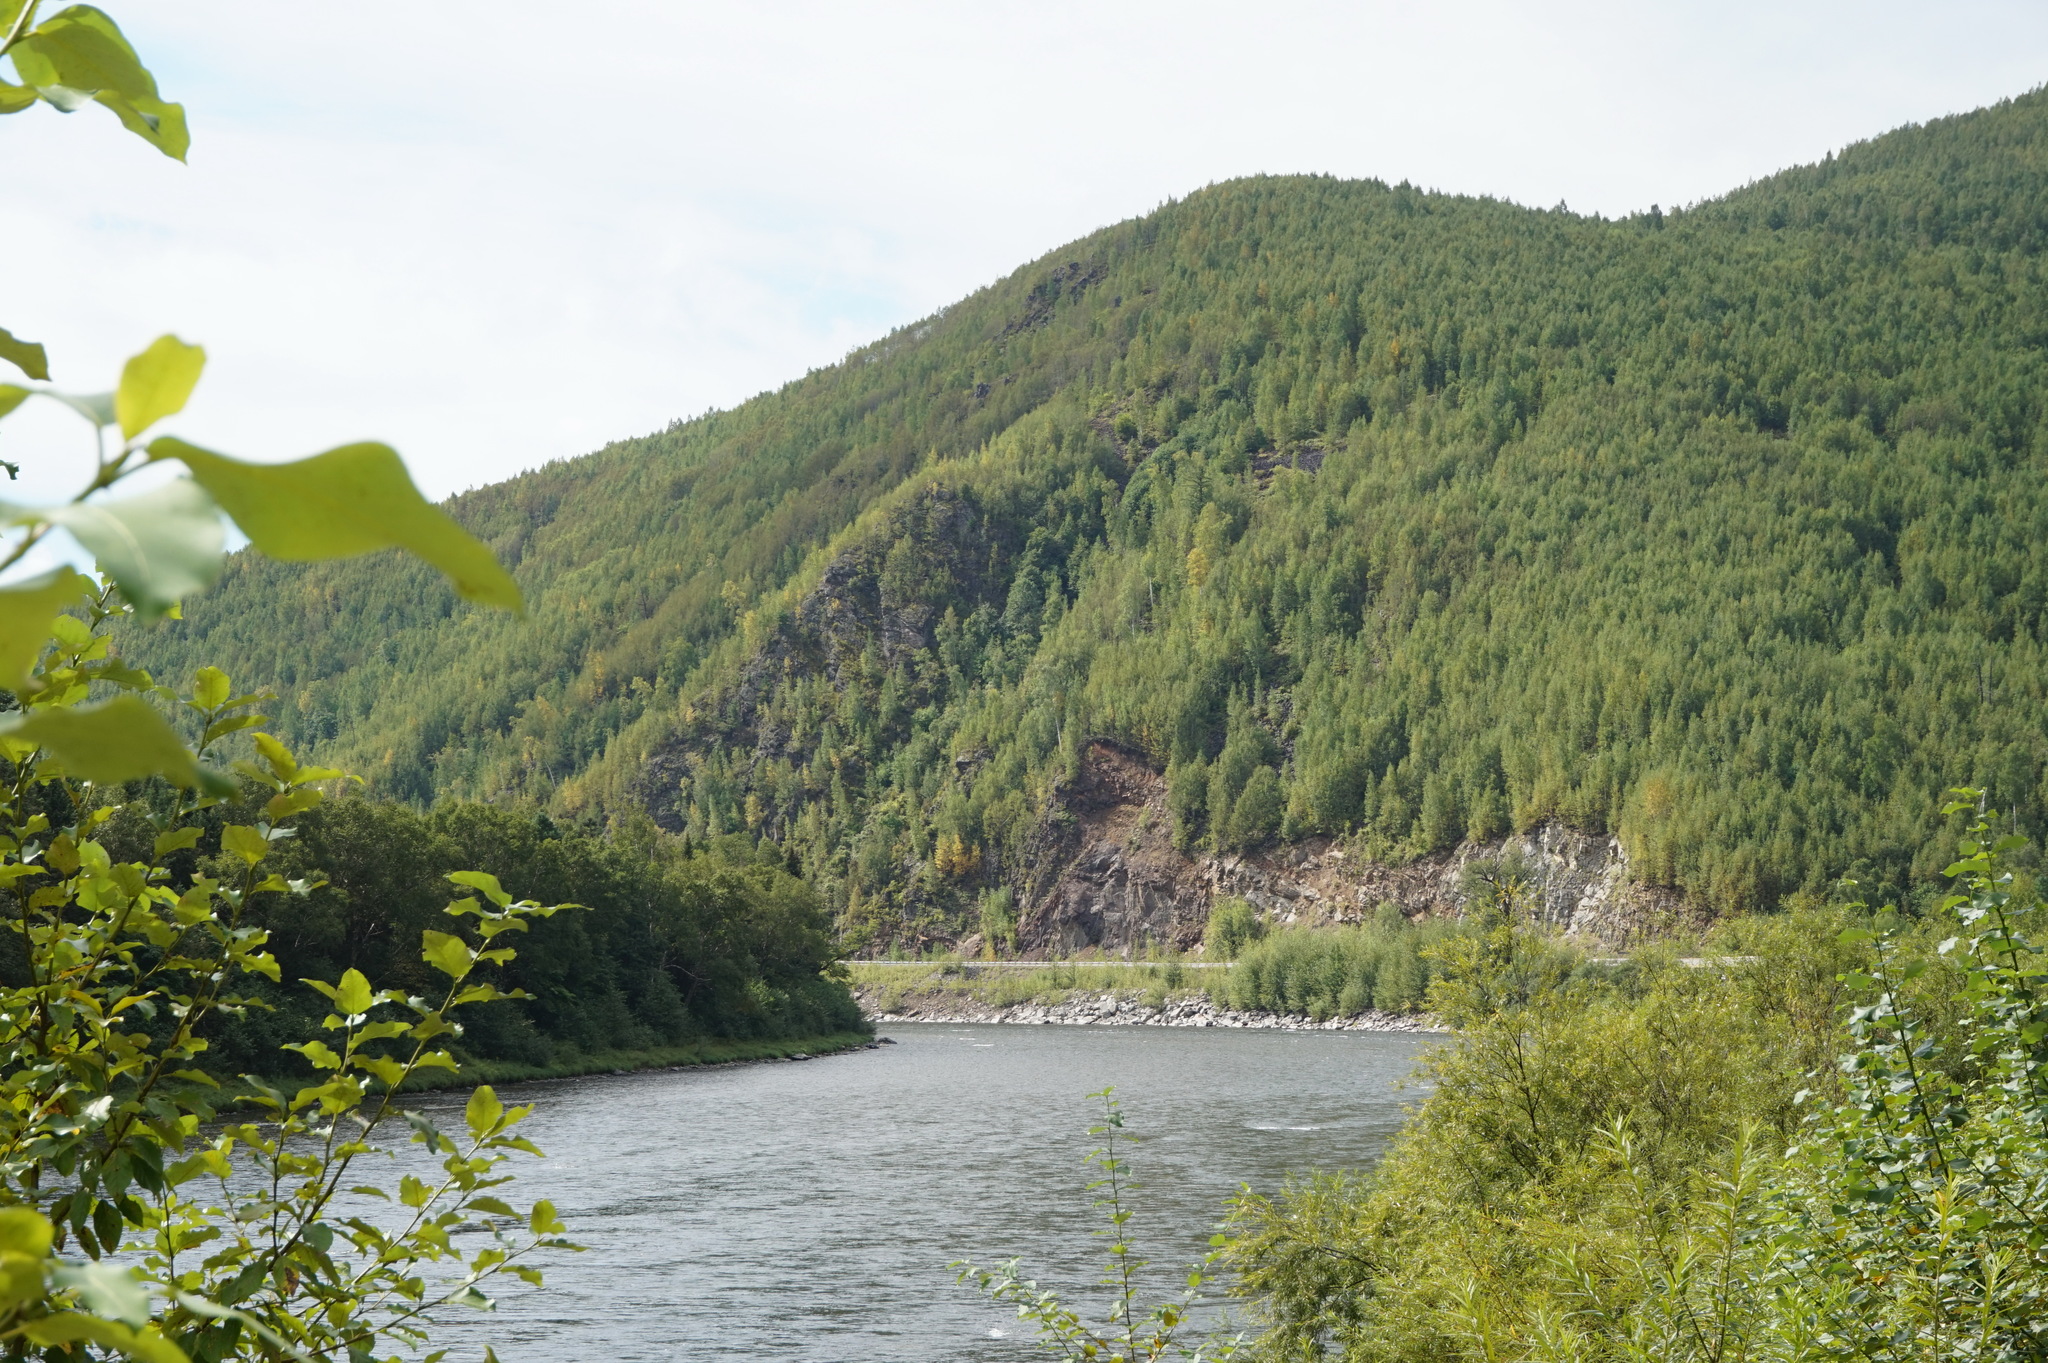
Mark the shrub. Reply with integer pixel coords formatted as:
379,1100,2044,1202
1203,896,1265,960
1212,912,1463,1018
1220,795,2048,1361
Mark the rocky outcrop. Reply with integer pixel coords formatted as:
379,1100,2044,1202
1014,742,1691,956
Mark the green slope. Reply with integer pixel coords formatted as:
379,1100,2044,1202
130,88,2048,937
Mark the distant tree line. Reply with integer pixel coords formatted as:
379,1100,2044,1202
92,793,863,1077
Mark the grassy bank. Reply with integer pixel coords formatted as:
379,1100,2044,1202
849,961,1210,1013
852,912,1467,1020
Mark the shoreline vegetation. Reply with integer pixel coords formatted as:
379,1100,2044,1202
860,982,1440,1032
847,905,1464,1028
846,957,1447,1031
383,1030,884,1090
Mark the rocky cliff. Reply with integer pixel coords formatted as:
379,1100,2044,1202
1015,742,1690,954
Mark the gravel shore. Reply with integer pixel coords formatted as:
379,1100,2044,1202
859,987,1444,1033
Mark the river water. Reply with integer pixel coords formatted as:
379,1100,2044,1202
417,1023,1433,1362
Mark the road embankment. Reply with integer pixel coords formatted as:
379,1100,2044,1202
857,984,1441,1033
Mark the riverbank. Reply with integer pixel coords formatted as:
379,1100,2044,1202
857,984,1442,1032
391,1031,880,1091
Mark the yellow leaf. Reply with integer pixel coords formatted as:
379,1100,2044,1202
114,334,204,440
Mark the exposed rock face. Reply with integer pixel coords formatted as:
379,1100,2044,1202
640,486,1007,830
1015,742,1691,955
1017,742,1211,955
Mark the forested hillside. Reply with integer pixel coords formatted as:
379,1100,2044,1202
128,88,2048,944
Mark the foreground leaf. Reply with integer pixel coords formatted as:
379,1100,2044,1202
33,479,223,618
0,694,227,792
19,1312,187,1363
0,326,48,381
152,437,521,610
7,5,189,161
0,567,88,691
421,930,474,980
466,1085,505,1140
114,334,204,439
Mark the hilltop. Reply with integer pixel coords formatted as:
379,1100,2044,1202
129,88,2048,949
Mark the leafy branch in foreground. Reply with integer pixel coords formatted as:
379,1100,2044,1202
0,630,581,1362
0,7,580,1359
959,1088,1240,1363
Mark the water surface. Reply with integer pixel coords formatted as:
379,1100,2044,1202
422,1023,1432,1362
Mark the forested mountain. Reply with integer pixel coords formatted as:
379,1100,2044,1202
128,88,2048,945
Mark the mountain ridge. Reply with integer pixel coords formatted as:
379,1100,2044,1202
128,86,2048,947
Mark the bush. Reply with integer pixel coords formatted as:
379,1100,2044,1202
1211,910,1462,1017
1220,795,2048,1361
978,885,1019,954
1203,896,1266,960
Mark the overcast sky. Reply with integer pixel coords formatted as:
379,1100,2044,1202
5,0,2047,507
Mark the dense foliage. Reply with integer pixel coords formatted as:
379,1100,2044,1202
131,93,2048,943
1207,908,1460,1018
156,798,864,1077
1220,802,2048,1361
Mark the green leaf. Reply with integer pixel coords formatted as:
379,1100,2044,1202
21,1312,187,1363
0,694,227,791
219,824,268,865
0,1207,53,1260
51,1260,148,1327
333,968,375,1017
190,665,230,710
250,731,297,779
155,435,524,605
0,384,30,419
0,326,49,381
150,437,522,610
421,929,474,980
529,1199,564,1235
356,1055,406,1087
0,566,88,691
448,869,513,908
285,1040,342,1071
28,478,223,619
151,826,201,859
0,81,35,114
114,334,204,439
9,6,189,161
0,1234,48,1307
465,1084,505,1140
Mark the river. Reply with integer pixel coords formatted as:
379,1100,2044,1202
418,1022,1433,1362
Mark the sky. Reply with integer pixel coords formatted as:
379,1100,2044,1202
4,0,2048,509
